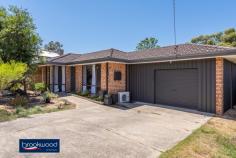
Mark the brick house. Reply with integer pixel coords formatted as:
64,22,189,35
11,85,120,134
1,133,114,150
34,44,236,115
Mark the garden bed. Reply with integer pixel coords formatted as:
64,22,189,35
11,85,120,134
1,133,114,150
74,91,104,105
0,95,76,122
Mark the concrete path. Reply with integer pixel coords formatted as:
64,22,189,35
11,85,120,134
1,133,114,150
0,96,211,158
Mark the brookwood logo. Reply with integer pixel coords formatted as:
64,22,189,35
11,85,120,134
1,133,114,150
19,139,60,153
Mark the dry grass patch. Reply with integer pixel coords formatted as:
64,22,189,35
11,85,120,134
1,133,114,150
160,109,236,158
0,99,76,122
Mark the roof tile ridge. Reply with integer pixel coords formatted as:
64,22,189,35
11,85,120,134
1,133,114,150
128,43,188,53
110,48,114,58
187,43,236,49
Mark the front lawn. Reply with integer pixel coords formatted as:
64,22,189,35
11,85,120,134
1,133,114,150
160,110,236,158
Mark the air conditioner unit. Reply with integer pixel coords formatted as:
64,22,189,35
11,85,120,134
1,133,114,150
118,92,130,103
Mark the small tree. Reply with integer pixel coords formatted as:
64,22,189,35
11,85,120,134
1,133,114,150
136,37,160,51
44,41,64,55
0,61,27,91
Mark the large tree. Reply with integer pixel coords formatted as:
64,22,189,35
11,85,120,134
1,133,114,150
191,28,236,47
0,6,42,64
136,37,160,50
44,41,64,55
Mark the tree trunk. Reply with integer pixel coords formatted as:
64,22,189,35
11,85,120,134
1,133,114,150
23,79,27,94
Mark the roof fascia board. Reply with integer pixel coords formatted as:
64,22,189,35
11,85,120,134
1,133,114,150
128,56,217,64
65,57,128,65
128,50,236,64
69,61,127,66
128,54,236,65
38,64,67,67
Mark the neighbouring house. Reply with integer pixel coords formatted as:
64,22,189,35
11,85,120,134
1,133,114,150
39,50,60,60
33,44,236,115
32,50,60,83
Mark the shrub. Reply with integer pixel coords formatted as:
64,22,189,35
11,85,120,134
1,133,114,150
9,95,28,107
15,107,28,117
28,106,42,114
95,96,104,102
42,91,58,103
15,106,43,117
33,82,46,93
90,95,98,99
9,83,22,92
0,61,28,91
79,90,90,96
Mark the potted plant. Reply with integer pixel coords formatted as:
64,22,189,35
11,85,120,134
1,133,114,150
42,91,57,103
104,94,112,105
79,89,90,97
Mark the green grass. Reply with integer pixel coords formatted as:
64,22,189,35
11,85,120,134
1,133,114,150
0,104,75,122
160,118,236,158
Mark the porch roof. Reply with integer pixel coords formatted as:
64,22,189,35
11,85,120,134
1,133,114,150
47,48,128,65
46,44,236,65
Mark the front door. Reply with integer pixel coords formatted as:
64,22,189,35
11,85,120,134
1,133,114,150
58,66,62,92
71,67,76,92
86,66,92,92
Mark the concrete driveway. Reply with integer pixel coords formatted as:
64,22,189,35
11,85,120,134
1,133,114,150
0,96,211,158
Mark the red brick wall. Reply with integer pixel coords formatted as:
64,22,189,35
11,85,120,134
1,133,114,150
100,62,126,94
32,66,50,85
216,57,224,115
66,66,71,92
41,67,46,83
75,65,82,92
101,63,107,91
107,63,126,94
32,67,42,83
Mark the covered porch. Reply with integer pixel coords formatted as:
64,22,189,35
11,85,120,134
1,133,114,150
39,64,103,94
36,62,126,95
39,65,66,92
82,64,101,94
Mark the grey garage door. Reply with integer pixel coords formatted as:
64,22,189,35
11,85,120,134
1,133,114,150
155,69,198,109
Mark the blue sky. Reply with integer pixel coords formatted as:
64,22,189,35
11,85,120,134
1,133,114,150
0,0,236,53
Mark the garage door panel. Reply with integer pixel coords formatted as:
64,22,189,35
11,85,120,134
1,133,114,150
155,69,198,109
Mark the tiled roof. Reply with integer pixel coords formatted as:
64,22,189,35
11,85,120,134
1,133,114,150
48,48,128,64
127,44,236,62
72,48,128,63
47,44,236,65
49,53,81,64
